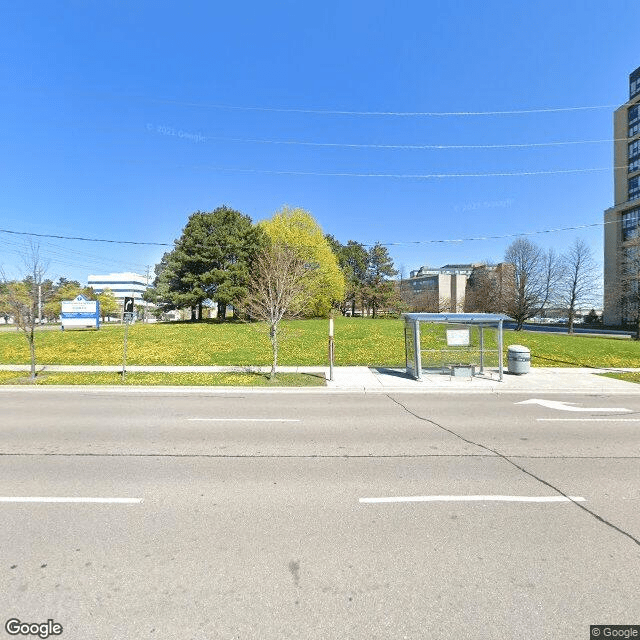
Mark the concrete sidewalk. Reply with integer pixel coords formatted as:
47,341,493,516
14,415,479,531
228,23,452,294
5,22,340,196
1,363,640,393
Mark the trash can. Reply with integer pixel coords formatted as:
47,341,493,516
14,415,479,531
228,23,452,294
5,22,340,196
508,345,530,375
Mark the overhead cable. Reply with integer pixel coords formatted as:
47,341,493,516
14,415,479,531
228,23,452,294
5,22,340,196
6,86,617,117
190,135,624,150
0,219,619,249
189,165,622,179
146,99,617,117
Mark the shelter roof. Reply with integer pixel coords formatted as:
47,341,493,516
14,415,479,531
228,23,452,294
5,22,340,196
402,313,512,325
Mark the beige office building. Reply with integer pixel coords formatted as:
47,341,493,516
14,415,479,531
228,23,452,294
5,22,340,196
603,65,640,325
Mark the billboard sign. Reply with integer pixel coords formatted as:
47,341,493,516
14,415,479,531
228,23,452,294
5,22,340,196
61,295,100,330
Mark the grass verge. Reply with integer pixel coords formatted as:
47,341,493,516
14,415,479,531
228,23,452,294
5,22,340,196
0,371,326,387
598,372,640,385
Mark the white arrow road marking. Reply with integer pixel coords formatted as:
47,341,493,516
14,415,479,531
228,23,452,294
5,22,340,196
359,495,586,504
0,497,143,504
516,399,630,413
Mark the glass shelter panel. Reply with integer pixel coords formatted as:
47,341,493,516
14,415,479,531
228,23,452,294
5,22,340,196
402,313,509,381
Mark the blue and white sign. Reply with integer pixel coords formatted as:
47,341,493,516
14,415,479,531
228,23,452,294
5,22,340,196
61,295,100,330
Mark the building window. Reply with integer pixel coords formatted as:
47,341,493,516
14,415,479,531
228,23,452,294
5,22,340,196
631,105,640,124
630,176,640,201
631,157,640,174
622,206,640,241
632,75,640,100
631,122,640,138
630,140,640,159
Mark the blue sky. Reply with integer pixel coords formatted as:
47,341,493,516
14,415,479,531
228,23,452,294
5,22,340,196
1,0,639,285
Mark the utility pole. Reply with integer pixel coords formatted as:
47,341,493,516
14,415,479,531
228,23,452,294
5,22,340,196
143,265,151,323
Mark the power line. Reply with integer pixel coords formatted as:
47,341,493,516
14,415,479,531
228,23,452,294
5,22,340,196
15,119,622,150
188,165,621,179
0,228,170,247
6,86,617,117
194,130,627,150
0,219,617,250
145,98,617,117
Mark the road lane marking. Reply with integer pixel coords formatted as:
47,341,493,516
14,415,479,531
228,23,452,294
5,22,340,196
537,418,640,422
0,497,143,504
187,418,300,422
516,399,630,413
359,495,586,504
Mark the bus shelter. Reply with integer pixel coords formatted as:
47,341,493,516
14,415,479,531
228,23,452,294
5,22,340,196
403,313,511,381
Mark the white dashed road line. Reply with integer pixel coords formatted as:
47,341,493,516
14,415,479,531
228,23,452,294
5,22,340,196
187,418,300,422
537,418,640,422
359,495,586,504
0,497,143,504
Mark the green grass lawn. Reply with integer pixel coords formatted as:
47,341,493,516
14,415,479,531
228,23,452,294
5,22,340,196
0,370,326,386
599,372,640,384
0,317,638,368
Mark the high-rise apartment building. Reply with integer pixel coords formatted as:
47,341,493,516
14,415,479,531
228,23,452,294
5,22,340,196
603,65,640,325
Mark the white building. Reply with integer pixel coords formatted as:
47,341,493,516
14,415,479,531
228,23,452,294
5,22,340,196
87,272,150,305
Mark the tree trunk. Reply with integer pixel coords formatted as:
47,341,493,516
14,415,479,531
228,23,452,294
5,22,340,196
190,307,197,321
198,302,203,321
568,305,575,334
269,323,278,380
29,329,36,380
218,302,227,320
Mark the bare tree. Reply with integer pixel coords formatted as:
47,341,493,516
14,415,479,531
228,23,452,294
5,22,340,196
464,263,511,313
559,238,599,334
504,237,561,330
0,242,49,380
240,245,313,379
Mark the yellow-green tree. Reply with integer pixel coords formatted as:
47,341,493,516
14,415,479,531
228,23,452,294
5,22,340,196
97,288,120,320
259,207,345,317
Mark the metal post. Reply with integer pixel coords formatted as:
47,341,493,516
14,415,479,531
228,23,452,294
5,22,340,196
122,320,129,382
414,319,422,380
498,320,504,381
479,324,484,373
38,284,42,325
328,317,334,382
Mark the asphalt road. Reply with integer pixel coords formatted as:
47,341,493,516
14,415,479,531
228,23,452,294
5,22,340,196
0,389,638,639
503,321,635,337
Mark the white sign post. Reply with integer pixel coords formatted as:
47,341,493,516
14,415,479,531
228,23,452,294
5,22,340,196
328,318,335,382
121,297,135,381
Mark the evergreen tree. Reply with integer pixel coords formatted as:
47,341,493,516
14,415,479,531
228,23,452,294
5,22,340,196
146,206,266,320
364,242,398,318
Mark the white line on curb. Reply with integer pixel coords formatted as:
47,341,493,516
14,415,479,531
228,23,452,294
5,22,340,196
359,495,586,504
187,418,300,422
0,497,143,504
